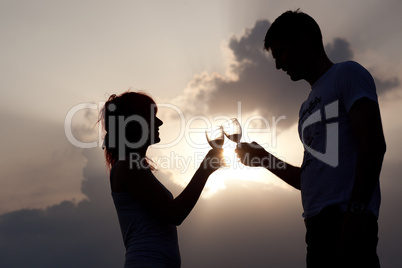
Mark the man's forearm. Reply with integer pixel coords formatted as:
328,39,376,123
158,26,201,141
262,153,301,190
348,142,386,209
347,98,386,210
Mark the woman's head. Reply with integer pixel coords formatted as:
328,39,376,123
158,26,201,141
100,91,163,169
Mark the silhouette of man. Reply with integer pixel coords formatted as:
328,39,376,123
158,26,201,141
236,10,386,268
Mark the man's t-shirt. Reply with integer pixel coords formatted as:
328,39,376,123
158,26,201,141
298,61,381,219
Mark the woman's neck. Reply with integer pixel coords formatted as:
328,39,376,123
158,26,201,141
126,146,148,159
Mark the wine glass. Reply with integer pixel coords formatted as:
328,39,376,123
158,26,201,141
222,118,242,144
205,126,225,148
205,126,227,167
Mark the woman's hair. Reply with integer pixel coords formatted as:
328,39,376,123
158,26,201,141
264,9,324,52
99,91,156,171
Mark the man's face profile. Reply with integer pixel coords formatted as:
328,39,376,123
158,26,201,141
270,39,307,82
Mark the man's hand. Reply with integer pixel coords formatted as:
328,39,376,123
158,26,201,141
235,142,269,167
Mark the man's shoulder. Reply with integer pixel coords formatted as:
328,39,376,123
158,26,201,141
336,60,368,74
330,61,374,88
315,61,364,86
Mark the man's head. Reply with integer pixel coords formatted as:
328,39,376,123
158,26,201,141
264,10,326,82
264,9,324,53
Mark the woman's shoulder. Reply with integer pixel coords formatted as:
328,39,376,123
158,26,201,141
112,160,155,192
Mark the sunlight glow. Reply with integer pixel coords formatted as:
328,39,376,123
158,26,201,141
201,122,304,197
158,121,304,198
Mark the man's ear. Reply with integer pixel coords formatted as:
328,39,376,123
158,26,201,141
296,32,310,47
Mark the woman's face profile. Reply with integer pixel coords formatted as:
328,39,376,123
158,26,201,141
149,106,163,145
124,102,163,148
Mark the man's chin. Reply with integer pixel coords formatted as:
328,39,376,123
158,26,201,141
290,75,302,81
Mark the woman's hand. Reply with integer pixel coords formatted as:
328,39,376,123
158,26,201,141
200,148,225,172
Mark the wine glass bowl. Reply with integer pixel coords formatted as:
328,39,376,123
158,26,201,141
222,118,242,144
205,126,225,148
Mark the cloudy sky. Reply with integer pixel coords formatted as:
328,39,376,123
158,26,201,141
1,0,402,267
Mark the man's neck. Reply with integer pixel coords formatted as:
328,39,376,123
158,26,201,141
305,56,334,86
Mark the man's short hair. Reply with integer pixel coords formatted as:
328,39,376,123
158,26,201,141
264,9,323,52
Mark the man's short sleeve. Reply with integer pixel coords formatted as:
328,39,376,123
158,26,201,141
338,61,378,113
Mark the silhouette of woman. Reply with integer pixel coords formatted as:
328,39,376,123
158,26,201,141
100,91,223,268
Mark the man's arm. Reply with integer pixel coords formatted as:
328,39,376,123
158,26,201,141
236,142,301,190
347,97,386,210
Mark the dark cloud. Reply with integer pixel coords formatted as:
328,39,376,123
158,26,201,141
1,20,401,268
374,76,400,96
0,147,306,268
1,140,402,267
325,37,354,63
176,20,399,131
208,20,309,130
0,111,87,214
324,37,401,96
0,148,125,268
